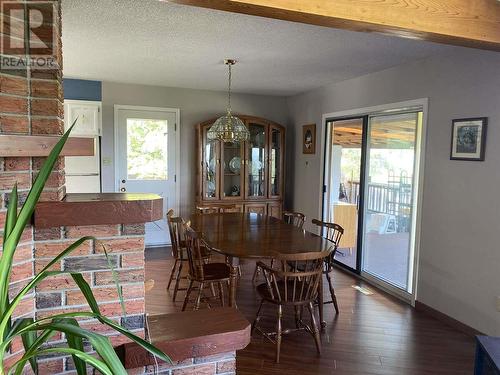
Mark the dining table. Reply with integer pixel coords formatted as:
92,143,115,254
189,212,333,326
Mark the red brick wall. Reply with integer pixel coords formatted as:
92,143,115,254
129,352,237,375
34,224,147,372
0,0,66,199
2,2,149,373
0,0,64,369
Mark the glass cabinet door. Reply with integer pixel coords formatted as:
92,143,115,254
220,141,244,199
202,126,219,200
246,121,267,199
269,125,284,198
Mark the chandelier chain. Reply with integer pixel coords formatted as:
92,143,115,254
227,63,232,112
206,58,250,142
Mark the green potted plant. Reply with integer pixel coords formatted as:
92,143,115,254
0,122,170,374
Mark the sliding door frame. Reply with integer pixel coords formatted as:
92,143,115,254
321,115,368,274
319,99,428,305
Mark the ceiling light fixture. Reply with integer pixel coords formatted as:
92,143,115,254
207,59,250,143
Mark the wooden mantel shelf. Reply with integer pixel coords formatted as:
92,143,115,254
0,134,95,157
34,193,163,228
116,308,251,368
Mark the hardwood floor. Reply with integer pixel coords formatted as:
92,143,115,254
145,247,475,374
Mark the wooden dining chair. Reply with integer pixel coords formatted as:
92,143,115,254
252,249,332,363
282,211,306,229
312,219,344,314
196,204,238,214
196,204,243,277
251,211,306,283
166,209,210,302
182,227,231,311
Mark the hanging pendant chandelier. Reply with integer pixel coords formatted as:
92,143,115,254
207,59,250,143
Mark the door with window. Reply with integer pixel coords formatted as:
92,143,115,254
323,108,423,298
115,107,177,246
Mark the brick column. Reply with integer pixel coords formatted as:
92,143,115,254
0,0,64,370
34,224,147,372
2,3,150,373
133,352,237,375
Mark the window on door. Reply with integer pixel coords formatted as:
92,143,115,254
126,118,169,180
323,108,423,298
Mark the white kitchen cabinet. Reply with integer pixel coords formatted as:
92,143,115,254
64,99,102,193
64,100,102,136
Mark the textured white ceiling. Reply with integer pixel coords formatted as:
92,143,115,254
61,0,458,96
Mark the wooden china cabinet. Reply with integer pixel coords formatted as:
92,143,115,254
196,115,285,218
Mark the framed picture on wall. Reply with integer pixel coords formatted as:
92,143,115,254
450,117,487,161
303,124,316,154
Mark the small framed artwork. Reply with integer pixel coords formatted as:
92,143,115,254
303,124,316,154
450,117,488,161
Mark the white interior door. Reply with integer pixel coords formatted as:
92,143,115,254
115,107,178,246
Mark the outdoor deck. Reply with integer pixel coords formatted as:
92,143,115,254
336,232,410,289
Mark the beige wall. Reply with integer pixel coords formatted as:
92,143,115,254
100,82,289,216
286,48,500,335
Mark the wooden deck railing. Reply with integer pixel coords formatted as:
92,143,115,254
343,179,413,232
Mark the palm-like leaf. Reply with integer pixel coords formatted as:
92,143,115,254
61,318,87,375
16,319,37,374
1,184,17,347
10,348,113,375
13,328,55,375
0,123,72,319
0,122,171,374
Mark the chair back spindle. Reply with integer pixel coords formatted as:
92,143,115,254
167,209,188,259
312,219,344,258
184,227,208,281
282,211,306,229
258,250,331,305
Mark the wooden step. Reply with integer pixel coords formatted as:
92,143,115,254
116,307,251,368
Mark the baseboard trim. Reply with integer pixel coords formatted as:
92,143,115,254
415,301,483,337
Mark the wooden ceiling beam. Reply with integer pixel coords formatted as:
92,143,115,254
169,0,500,51
0,135,95,157
334,126,415,141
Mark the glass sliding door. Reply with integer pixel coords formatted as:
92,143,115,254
323,107,424,300
361,112,422,293
324,117,366,271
